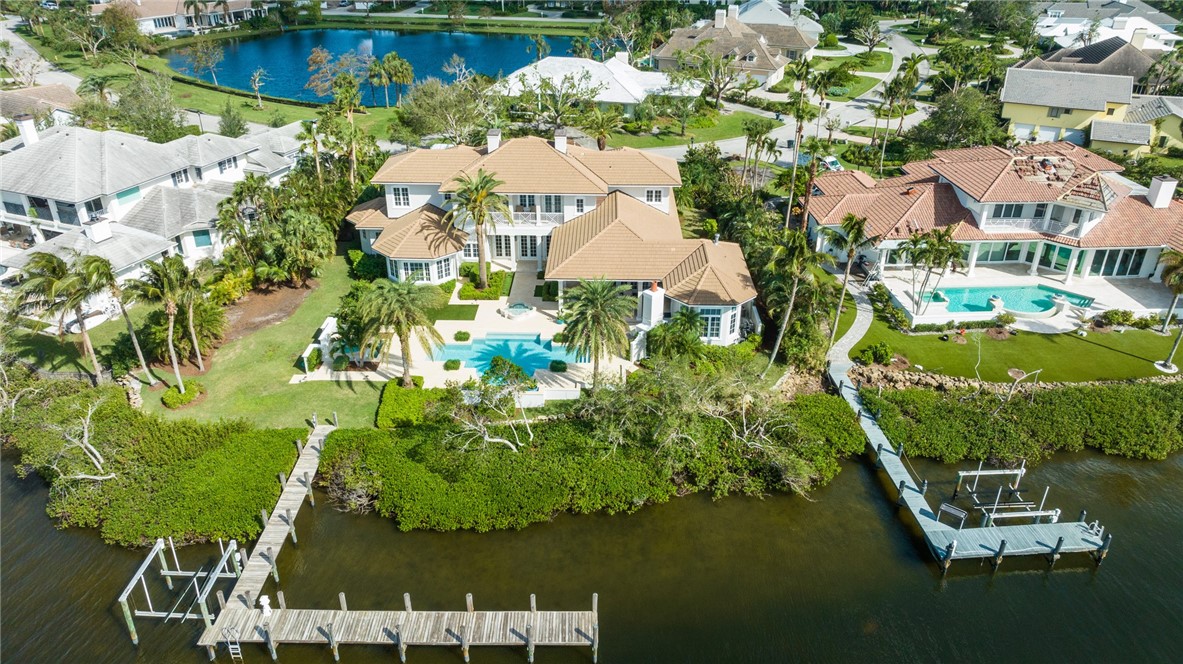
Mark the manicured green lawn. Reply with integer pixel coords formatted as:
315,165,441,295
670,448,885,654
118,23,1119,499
835,291,858,342
851,318,1177,383
815,51,894,74
606,111,774,149
826,75,880,102
9,304,155,374
139,254,385,428
427,304,479,322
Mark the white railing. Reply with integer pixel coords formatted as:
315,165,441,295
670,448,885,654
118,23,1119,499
1040,219,1078,237
0,210,82,236
981,218,1039,231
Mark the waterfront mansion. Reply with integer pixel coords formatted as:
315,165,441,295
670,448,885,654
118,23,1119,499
346,130,759,346
807,142,1182,322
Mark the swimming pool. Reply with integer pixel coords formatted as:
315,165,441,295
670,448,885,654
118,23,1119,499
439,333,579,375
927,284,1094,314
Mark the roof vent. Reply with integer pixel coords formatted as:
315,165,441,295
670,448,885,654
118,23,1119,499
904,186,917,195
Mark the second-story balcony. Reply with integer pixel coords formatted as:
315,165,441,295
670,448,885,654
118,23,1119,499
980,216,1079,238
506,207,564,226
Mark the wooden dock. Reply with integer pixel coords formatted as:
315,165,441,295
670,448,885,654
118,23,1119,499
827,362,1112,571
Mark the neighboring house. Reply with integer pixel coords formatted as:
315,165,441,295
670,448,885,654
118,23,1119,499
1014,37,1162,92
0,119,301,289
653,7,806,88
0,85,83,125
89,0,268,38
1035,0,1179,33
1000,68,1133,144
1038,15,1182,50
240,122,306,183
1125,94,1183,153
736,0,823,41
807,143,1183,321
346,129,759,346
1089,118,1154,154
499,53,702,118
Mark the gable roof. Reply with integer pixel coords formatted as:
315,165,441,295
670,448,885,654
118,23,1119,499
1036,1,1177,29
371,136,681,191
499,55,700,106
119,182,234,240
653,15,789,74
0,223,174,273
0,85,83,119
166,133,254,168
1000,68,1132,110
748,23,818,52
1016,37,1159,80
0,126,191,202
737,0,823,36
1125,94,1183,124
369,204,468,260
544,191,756,306
1090,119,1153,145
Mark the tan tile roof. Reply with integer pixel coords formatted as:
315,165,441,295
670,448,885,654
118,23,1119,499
545,192,756,305
91,0,254,18
1079,194,1183,249
929,144,1124,209
0,85,82,117
812,170,878,195
344,196,391,229
653,15,789,74
372,136,682,193
809,183,974,240
369,204,468,259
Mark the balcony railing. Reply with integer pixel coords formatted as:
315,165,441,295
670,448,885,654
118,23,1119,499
980,216,1079,238
508,208,564,225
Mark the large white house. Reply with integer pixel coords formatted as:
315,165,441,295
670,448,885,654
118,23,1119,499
807,143,1182,323
89,0,268,37
346,130,759,346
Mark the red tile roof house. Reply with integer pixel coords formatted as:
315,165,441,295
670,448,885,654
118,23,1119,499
346,130,760,349
806,143,1182,324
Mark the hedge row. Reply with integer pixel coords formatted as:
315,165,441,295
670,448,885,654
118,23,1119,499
375,380,448,428
860,383,1183,463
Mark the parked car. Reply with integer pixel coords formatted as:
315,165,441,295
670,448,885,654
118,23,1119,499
339,1,350,6
821,156,844,172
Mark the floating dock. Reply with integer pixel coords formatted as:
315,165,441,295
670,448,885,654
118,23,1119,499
827,362,1112,572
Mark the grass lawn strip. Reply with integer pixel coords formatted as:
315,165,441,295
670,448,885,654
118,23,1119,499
607,111,774,149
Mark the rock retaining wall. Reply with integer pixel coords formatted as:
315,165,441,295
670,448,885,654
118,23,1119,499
847,364,1183,393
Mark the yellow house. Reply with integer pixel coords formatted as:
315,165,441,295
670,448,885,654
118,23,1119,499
1125,95,1183,153
1000,68,1133,145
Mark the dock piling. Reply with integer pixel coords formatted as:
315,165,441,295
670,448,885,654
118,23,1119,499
1079,509,1088,522
339,592,348,611
460,625,470,662
267,546,279,583
216,590,226,612
991,539,1008,570
404,592,413,613
304,471,314,508
333,411,338,427
328,621,339,661
277,590,286,610
295,439,303,456
155,544,174,590
896,479,907,506
395,623,407,662
279,471,287,487
920,479,928,496
940,540,957,575
530,593,536,614
263,622,277,661
1094,533,1113,565
119,598,138,645
526,623,535,662
286,508,297,545
466,593,474,612
245,590,254,608
875,443,883,468
260,508,269,531
953,474,963,499
592,623,600,663
1048,536,1064,567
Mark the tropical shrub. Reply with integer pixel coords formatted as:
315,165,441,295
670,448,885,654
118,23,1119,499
827,86,850,97
207,270,254,306
347,249,386,281
304,347,322,371
552,331,568,344
858,341,893,365
457,268,511,300
822,32,840,47
444,359,461,370
861,383,1183,463
1132,314,1162,330
162,381,206,408
1098,309,1135,327
994,312,1017,327
142,300,227,362
375,380,449,428
549,360,568,372
454,331,471,342
332,354,350,371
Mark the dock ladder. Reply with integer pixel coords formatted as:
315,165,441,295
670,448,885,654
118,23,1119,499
222,627,242,661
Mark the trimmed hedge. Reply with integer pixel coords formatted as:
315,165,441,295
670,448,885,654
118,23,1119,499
444,359,462,370
549,360,568,372
375,380,448,428
457,263,513,300
304,347,322,372
454,331,471,342
162,381,206,409
347,249,386,281
861,383,1183,463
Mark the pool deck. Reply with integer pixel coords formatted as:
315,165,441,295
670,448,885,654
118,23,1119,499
882,264,1175,328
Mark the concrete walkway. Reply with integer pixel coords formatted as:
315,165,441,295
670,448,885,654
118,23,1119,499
828,282,875,365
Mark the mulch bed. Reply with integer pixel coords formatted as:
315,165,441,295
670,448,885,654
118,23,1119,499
986,327,1011,341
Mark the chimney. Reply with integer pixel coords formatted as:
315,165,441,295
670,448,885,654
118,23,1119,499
14,113,37,146
727,4,739,20
714,9,726,29
554,128,567,154
1130,28,1148,50
1148,175,1178,209
83,217,113,244
1111,17,1128,30
613,51,628,64
486,128,501,152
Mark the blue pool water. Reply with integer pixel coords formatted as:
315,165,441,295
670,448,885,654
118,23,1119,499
928,284,1094,314
166,29,574,101
440,333,579,375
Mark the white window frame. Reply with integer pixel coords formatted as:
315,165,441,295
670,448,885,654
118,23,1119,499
391,187,410,207
991,203,1023,219
646,189,663,204
153,16,175,29
699,308,722,338
435,259,452,281
463,241,479,259
543,195,562,213
217,156,238,174
401,261,429,281
171,169,190,186
518,195,535,209
575,198,585,214
519,235,538,258
729,309,738,336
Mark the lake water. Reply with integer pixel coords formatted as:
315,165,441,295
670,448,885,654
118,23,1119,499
3,449,1182,663
164,29,575,102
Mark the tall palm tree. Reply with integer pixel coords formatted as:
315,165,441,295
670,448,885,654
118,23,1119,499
782,91,819,226
13,252,104,383
127,257,188,394
359,279,445,387
917,228,964,315
797,136,829,230
78,74,118,103
295,120,322,187
384,52,414,105
184,0,209,30
563,279,635,390
368,58,391,108
444,169,511,291
740,117,775,189
761,229,833,378
824,214,876,348
177,260,207,373
79,255,157,386
1158,249,1183,334
580,107,623,151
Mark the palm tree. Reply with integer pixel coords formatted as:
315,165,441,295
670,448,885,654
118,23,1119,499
824,214,876,348
368,58,391,108
761,229,833,378
79,255,157,386
740,117,775,190
127,257,188,394
782,91,819,226
359,279,445,387
78,74,118,103
797,136,829,230
563,279,635,390
647,307,705,360
13,252,104,383
580,107,623,151
295,120,322,187
917,228,964,315
824,114,843,144
184,0,209,30
177,260,207,373
384,53,414,105
1158,249,1183,334
444,169,512,291
788,58,813,95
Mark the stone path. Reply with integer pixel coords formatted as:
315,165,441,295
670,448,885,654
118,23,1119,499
828,282,875,365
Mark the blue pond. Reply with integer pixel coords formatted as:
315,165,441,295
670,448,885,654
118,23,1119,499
928,284,1094,314
166,29,574,101
440,333,579,375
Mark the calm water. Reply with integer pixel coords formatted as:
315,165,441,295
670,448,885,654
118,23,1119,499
930,284,1094,314
3,449,1182,663
440,333,578,375
165,29,575,101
